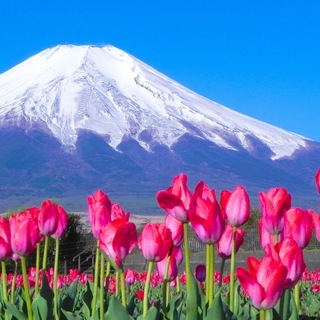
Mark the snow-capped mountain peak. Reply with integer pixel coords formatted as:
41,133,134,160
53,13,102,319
0,44,310,159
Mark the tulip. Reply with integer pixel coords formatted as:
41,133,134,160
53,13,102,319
315,168,320,194
264,238,305,288
139,223,172,262
259,218,284,249
237,255,287,310
156,173,192,222
99,218,137,267
124,268,135,286
165,214,184,247
111,203,130,222
220,189,231,220
284,208,313,248
0,217,13,260
217,224,245,259
38,200,60,236
259,188,291,236
10,211,41,256
225,186,250,227
195,264,206,283
51,205,69,239
88,190,112,238
311,210,320,242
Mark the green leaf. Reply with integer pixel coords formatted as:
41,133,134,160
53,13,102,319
288,296,299,320
106,296,133,320
81,281,93,318
61,279,79,312
166,293,183,320
137,305,159,320
185,266,201,320
3,301,28,320
61,309,84,320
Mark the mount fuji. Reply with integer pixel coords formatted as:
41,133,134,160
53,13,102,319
0,45,319,212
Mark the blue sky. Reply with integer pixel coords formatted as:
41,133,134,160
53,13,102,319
1,1,319,141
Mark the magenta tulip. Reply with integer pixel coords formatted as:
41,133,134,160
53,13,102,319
259,218,284,249
88,190,112,238
217,224,245,259
0,217,13,260
220,189,231,220
51,205,69,239
124,268,136,286
237,255,287,310
111,203,130,222
315,168,320,194
138,223,173,262
99,218,137,267
311,210,320,242
156,246,183,281
189,184,225,244
284,208,314,248
259,188,291,235
225,186,250,227
265,238,306,288
10,211,41,256
195,264,206,283
156,173,192,222
165,214,184,247
38,200,60,236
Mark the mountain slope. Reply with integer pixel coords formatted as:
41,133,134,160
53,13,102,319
0,45,319,212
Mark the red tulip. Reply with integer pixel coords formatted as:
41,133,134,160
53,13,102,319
236,255,287,310
259,188,291,235
220,190,231,220
99,218,137,267
88,190,112,238
10,211,41,256
156,246,183,281
315,168,320,194
0,217,13,260
284,208,314,248
217,224,245,259
165,214,184,247
189,184,225,244
38,200,60,236
51,205,69,239
111,203,130,222
265,238,306,288
311,210,320,242
225,186,250,227
138,223,173,262
156,173,192,222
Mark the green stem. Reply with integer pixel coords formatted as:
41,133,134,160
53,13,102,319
10,261,18,304
53,238,60,320
162,255,171,314
143,260,155,317
120,270,127,307
1,261,8,301
205,244,210,303
115,272,119,296
229,226,236,313
279,288,290,320
92,244,100,316
35,242,41,295
100,253,105,320
260,309,266,320
294,281,300,312
183,223,192,292
211,244,215,303
21,256,33,320
42,236,49,270
176,275,180,294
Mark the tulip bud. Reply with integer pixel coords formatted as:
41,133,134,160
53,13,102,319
195,264,206,283
315,169,320,194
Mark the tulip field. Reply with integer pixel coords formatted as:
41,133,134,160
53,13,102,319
0,169,319,319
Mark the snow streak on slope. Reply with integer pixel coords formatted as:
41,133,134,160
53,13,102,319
0,45,310,159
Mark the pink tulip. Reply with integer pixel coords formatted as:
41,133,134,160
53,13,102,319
38,200,60,236
10,211,41,256
165,214,184,247
284,208,314,248
99,218,137,267
259,188,291,235
156,173,192,222
124,268,136,286
156,246,183,281
315,168,320,194
0,217,13,260
259,218,284,249
88,190,112,238
217,224,245,259
265,238,306,288
138,223,173,262
111,203,130,222
237,255,287,310
225,186,250,227
311,210,320,242
51,205,69,239
189,183,225,244
220,190,231,220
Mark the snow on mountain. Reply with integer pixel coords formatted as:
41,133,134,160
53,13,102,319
0,44,311,160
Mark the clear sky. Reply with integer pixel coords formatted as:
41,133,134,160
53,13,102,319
1,1,319,141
